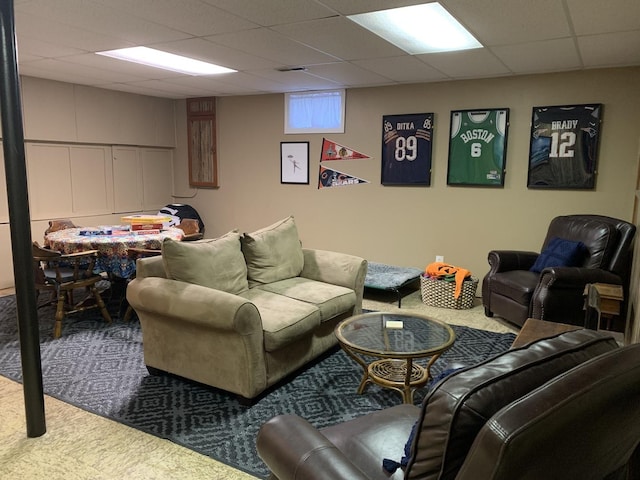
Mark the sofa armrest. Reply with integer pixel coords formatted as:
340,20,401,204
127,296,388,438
538,267,621,288
257,415,369,480
301,248,367,313
135,255,167,279
531,267,622,324
126,276,261,334
487,250,539,273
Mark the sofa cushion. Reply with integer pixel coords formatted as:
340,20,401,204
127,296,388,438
241,216,304,287
239,288,320,351
405,329,619,480
161,231,249,295
255,277,355,322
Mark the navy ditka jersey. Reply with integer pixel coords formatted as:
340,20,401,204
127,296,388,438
448,110,507,185
528,104,601,189
381,113,433,185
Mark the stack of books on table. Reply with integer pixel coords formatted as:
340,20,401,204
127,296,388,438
131,223,162,235
121,215,171,235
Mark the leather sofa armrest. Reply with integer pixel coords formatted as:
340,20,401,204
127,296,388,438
538,267,621,288
487,250,539,273
531,267,622,324
257,415,369,480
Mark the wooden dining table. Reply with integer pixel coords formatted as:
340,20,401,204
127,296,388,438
44,226,184,279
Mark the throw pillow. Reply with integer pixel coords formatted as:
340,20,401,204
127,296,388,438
161,230,248,294
241,216,304,286
530,236,587,273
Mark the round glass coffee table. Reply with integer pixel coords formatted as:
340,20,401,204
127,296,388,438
335,312,455,404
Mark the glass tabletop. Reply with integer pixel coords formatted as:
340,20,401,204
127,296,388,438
335,312,455,357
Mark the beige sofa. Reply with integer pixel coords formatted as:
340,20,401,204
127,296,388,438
126,216,367,401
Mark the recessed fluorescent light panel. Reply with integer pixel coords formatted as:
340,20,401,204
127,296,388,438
96,47,236,75
347,3,482,54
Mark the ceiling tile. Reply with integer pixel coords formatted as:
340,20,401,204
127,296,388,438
15,11,131,52
491,38,582,74
353,56,448,82
246,68,344,92
154,37,279,71
200,0,338,26
123,79,226,97
206,28,341,66
15,0,191,46
578,31,640,67
272,16,406,60
19,58,152,83
316,0,427,15
46,54,178,81
417,49,510,78
306,62,396,86
18,63,109,87
492,39,581,73
16,36,85,59
566,0,640,35
9,0,640,98
91,0,258,37
442,0,571,46
97,82,190,98
164,72,286,95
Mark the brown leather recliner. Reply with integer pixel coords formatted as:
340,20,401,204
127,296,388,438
482,214,635,327
257,330,640,480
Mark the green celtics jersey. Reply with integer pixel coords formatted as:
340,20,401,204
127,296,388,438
448,110,508,185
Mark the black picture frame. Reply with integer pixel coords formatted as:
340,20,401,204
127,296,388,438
446,108,509,187
381,113,433,186
280,142,309,184
527,103,602,190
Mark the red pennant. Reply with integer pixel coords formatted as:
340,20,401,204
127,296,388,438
321,138,370,161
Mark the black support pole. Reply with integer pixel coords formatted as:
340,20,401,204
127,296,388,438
0,1,46,437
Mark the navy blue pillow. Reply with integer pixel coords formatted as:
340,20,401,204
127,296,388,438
530,237,587,273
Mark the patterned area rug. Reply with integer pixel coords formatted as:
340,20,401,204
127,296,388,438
0,295,515,478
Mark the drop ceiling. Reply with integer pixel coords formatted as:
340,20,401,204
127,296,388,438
13,0,640,99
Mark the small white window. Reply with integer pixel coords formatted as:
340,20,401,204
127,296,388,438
284,89,346,134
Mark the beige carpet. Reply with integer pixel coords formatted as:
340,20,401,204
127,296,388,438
362,288,520,335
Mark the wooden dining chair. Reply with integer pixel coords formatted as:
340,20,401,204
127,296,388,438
44,218,77,237
122,247,162,322
176,218,203,241
32,242,112,339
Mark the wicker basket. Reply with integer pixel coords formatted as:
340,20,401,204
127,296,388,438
420,275,478,310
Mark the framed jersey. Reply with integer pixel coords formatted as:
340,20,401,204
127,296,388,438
447,108,509,187
381,113,433,186
527,104,602,189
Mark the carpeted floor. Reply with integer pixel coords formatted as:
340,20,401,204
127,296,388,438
0,293,515,479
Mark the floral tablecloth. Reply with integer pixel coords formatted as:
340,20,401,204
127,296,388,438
45,227,184,278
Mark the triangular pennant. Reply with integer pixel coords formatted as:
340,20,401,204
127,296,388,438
318,165,370,189
321,138,370,161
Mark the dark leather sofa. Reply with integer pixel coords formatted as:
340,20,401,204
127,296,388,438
482,214,635,327
257,329,640,480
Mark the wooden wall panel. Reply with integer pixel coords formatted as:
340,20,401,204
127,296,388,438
112,146,143,213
